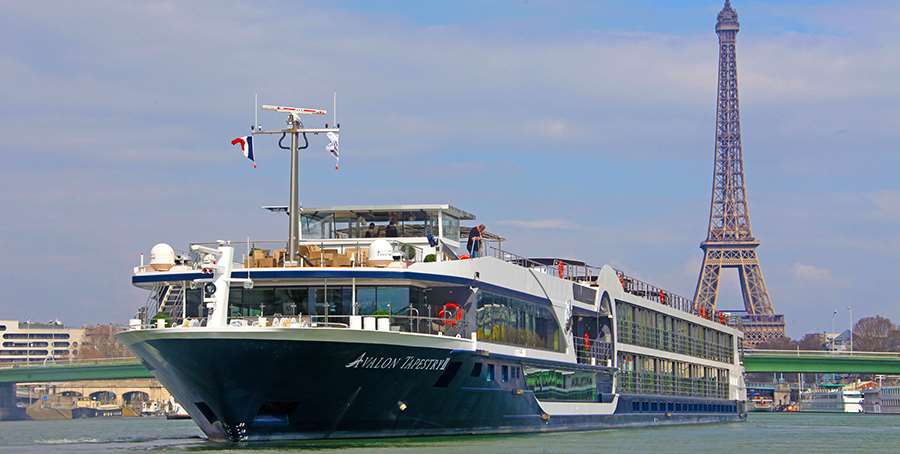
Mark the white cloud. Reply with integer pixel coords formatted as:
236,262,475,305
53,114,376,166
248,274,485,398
791,263,834,282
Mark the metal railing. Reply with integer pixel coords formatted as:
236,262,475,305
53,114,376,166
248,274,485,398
744,349,900,358
131,313,473,339
0,356,138,370
614,270,694,314
185,238,427,269
572,337,612,365
484,245,601,283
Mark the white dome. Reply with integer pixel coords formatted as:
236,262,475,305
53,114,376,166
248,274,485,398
368,239,394,267
149,243,176,271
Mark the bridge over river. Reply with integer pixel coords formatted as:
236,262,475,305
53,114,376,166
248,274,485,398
2,350,900,419
3,350,899,383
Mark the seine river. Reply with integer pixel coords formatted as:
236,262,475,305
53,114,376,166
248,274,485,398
0,413,897,453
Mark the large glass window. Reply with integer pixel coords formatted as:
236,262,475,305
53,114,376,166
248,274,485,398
300,213,334,240
476,291,563,352
441,214,460,242
524,366,611,402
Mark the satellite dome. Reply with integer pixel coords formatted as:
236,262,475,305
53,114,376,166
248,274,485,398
150,243,176,271
368,239,394,267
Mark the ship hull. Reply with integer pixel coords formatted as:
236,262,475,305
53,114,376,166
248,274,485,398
119,329,745,441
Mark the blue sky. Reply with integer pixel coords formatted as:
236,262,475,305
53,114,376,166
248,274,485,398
2,1,899,337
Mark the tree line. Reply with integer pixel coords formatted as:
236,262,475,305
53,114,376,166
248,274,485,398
757,315,900,352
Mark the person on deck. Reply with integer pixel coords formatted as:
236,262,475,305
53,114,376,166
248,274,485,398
385,219,399,237
364,223,377,238
467,224,486,257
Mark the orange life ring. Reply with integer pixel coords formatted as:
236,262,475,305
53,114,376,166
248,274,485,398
558,261,565,279
438,302,462,326
659,289,667,305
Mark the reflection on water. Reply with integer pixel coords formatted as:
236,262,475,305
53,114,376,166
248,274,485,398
1,413,900,453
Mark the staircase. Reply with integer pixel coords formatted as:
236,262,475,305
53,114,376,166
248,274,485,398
158,284,186,322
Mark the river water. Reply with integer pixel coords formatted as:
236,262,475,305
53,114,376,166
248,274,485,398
0,413,897,453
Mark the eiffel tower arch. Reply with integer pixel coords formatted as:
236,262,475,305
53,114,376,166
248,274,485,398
693,0,785,347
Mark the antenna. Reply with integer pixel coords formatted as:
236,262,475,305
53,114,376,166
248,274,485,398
254,93,260,131
251,100,340,266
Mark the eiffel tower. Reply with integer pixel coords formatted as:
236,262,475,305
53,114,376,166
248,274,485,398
693,0,785,347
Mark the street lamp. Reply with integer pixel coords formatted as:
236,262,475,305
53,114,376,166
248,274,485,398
847,306,853,353
831,310,838,352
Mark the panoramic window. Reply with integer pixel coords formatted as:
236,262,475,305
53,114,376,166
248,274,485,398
441,214,459,242
475,291,563,352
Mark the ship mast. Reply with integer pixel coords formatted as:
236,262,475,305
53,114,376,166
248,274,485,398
252,104,341,265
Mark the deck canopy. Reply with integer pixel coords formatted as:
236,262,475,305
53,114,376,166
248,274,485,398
265,204,475,242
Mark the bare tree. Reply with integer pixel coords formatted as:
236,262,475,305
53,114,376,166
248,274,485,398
79,325,133,359
853,316,896,352
797,333,826,351
755,335,797,350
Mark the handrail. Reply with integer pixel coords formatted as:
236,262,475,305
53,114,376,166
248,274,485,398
0,356,138,370
128,313,473,339
744,349,900,358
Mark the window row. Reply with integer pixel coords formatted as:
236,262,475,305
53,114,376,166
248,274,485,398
630,400,737,414
0,349,72,356
615,300,734,363
2,333,71,340
617,352,730,399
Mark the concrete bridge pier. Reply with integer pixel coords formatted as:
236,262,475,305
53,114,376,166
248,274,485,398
0,382,26,421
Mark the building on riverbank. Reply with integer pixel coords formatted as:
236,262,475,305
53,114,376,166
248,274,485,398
0,320,85,364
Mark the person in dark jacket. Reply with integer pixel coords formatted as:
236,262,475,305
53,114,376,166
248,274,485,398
466,224,486,257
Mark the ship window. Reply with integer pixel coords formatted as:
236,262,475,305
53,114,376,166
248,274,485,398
441,214,460,242
475,291,563,352
675,403,682,412
523,365,602,402
667,402,674,412
470,362,482,377
641,402,649,412
650,402,658,412
632,402,640,412
0,325,5,331
501,365,509,383
573,284,596,304
487,364,495,382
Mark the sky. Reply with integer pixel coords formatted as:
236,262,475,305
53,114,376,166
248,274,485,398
1,0,899,337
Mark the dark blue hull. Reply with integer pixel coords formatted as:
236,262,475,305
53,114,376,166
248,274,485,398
124,335,745,441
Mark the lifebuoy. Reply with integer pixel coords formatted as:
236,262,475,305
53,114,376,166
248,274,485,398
558,261,565,279
659,289,667,305
438,302,463,326
583,332,591,350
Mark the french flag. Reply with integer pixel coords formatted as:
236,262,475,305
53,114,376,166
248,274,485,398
231,135,256,168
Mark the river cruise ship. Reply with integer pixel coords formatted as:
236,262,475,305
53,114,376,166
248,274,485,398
119,201,748,441
863,386,900,414
799,384,863,413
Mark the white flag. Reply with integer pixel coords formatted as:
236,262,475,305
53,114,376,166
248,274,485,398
325,132,340,170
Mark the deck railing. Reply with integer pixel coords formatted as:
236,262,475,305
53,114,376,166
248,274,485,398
572,337,613,365
131,313,473,339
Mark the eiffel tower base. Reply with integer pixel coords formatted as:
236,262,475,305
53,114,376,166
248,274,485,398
726,313,786,348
